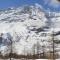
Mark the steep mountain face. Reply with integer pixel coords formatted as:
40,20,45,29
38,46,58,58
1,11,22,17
0,4,60,56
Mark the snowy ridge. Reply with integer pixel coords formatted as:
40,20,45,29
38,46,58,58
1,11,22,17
0,4,60,57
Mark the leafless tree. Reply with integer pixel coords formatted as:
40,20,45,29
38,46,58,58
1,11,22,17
6,33,13,60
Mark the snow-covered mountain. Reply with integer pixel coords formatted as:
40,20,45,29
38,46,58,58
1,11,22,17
0,4,60,57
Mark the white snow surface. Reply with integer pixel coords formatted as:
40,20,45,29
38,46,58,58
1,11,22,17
0,4,60,56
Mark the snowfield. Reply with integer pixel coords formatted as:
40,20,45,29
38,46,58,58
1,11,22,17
0,4,60,59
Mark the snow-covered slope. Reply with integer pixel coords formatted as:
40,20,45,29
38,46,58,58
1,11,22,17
0,4,60,57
